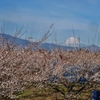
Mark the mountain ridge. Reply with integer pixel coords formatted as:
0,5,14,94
0,33,100,52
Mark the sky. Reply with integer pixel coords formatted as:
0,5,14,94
0,0,100,46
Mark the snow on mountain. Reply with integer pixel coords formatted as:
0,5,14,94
0,33,100,52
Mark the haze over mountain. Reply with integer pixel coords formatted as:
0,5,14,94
0,33,100,52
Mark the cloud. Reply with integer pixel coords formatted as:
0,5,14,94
0,7,89,31
0,8,98,45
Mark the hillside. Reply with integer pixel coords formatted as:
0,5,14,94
0,33,100,52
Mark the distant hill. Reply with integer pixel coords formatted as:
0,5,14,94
0,33,100,52
41,43,75,51
83,44,100,52
0,33,30,48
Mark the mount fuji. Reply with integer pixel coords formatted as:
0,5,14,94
0,33,100,52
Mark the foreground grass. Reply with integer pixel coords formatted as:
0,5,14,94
5,82,98,100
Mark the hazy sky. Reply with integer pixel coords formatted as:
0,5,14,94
0,0,100,45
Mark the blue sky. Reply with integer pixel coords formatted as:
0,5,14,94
0,0,100,45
